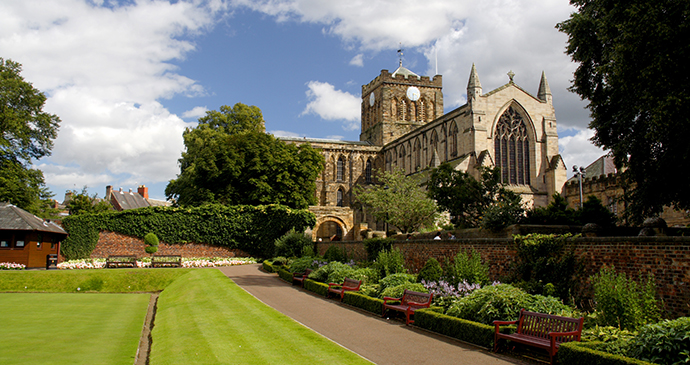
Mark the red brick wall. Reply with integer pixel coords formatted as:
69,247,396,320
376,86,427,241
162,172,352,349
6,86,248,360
90,231,249,259
319,237,690,318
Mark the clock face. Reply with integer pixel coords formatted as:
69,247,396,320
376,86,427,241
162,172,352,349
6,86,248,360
369,92,375,106
406,86,420,101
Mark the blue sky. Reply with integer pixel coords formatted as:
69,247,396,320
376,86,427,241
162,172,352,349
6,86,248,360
1,0,604,202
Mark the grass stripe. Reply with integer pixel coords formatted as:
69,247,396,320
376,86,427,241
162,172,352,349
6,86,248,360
151,269,372,365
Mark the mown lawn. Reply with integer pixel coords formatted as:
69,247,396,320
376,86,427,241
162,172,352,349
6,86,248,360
0,293,150,365
151,269,372,365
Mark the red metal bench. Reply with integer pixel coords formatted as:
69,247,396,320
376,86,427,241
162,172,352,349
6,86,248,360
382,289,433,325
292,268,313,287
327,277,361,301
493,309,584,365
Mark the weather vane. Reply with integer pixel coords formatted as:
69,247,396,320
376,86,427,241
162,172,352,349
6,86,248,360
397,43,404,67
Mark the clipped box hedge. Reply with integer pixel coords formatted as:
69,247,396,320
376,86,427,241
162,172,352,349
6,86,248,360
414,308,495,349
304,279,329,297
343,292,384,315
558,342,655,365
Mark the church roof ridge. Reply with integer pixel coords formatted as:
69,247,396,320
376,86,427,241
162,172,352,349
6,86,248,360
391,65,420,79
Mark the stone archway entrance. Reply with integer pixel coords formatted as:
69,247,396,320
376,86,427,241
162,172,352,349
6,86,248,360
316,220,344,241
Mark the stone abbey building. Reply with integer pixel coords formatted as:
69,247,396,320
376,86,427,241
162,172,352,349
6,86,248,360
281,63,567,241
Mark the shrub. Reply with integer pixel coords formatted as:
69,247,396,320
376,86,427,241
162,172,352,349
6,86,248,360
415,309,495,349
511,233,580,299
274,229,313,258
144,232,159,255
527,294,578,317
480,191,524,231
558,342,656,365
309,261,355,284
421,280,482,312
374,248,406,277
417,258,443,283
378,273,416,295
288,256,317,273
629,317,690,364
446,284,531,325
444,249,490,286
591,267,661,331
362,237,393,261
323,245,348,263
343,292,384,315
380,282,427,299
581,326,636,356
349,267,379,285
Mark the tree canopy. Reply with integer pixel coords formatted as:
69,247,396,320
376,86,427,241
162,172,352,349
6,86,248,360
354,168,438,234
0,58,60,216
65,187,113,215
557,0,690,222
427,163,523,229
165,103,324,209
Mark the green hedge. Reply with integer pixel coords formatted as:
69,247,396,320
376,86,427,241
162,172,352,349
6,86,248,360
343,292,384,315
61,204,316,259
558,342,655,365
414,309,495,348
277,267,294,283
304,279,329,297
262,261,275,273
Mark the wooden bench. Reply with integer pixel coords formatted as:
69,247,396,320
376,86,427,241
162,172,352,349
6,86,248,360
105,255,137,268
292,268,313,287
382,289,433,325
327,278,362,301
151,255,182,268
493,309,584,365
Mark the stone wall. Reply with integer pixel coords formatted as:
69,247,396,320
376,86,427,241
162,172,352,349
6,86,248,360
318,236,690,318
89,231,249,258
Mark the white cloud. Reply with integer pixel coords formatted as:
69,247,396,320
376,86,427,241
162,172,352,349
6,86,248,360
349,54,364,67
558,128,606,178
0,0,223,195
269,130,304,138
301,81,361,131
182,106,209,119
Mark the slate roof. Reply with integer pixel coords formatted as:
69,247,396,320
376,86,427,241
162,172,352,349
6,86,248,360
110,189,151,210
0,202,67,236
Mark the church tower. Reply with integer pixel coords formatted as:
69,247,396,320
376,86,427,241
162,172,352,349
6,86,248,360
360,63,443,146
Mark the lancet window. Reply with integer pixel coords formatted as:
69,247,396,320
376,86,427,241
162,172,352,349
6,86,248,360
494,106,531,185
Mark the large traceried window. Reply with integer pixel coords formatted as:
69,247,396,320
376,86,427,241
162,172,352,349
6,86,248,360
494,106,531,185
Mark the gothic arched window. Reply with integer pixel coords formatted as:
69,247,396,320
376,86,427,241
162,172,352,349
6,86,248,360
336,188,344,207
337,156,345,181
399,145,406,173
365,159,372,183
494,106,531,185
414,138,421,171
449,121,458,157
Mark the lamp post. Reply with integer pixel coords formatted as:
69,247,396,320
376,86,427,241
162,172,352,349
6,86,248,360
572,165,586,208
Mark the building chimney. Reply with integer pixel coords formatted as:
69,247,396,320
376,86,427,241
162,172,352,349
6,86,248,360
105,185,113,200
138,185,149,199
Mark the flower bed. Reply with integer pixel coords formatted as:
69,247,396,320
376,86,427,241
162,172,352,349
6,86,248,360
0,262,26,270
57,257,257,269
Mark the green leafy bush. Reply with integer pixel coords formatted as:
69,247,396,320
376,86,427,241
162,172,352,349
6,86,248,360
374,248,406,277
288,256,317,274
380,282,427,299
378,273,416,295
629,317,690,365
511,233,580,299
446,284,532,325
558,342,655,365
581,326,636,356
358,284,380,298
528,294,579,317
417,258,443,283
144,232,159,255
323,245,348,263
61,204,316,259
274,229,313,258
591,267,661,331
362,237,393,261
349,267,379,285
444,249,490,286
309,261,354,284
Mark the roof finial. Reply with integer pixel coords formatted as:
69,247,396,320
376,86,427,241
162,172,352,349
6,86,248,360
507,70,515,83
397,43,404,67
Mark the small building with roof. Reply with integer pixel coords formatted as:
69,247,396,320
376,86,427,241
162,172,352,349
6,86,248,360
0,202,67,268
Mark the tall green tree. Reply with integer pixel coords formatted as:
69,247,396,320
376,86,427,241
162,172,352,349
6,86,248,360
428,163,523,229
354,168,438,234
65,186,113,215
0,58,60,216
165,103,324,208
557,1,690,223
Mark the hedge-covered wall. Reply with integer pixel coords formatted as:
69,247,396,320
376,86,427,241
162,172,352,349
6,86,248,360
61,204,316,260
